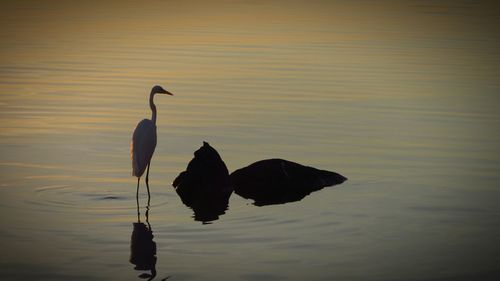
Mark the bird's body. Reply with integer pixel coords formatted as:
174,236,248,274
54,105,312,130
131,85,173,198
132,119,157,178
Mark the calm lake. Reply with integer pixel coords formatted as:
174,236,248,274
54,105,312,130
1,1,500,280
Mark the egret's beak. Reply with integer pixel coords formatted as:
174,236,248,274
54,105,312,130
162,90,174,96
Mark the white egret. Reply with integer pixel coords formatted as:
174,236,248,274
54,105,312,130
132,85,173,199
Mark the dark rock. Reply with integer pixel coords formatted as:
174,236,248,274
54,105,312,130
230,159,347,206
172,142,233,223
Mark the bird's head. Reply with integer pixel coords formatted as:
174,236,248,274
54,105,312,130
152,85,173,96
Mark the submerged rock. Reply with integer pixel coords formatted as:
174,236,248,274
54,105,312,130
172,142,232,222
231,159,347,206
173,142,348,217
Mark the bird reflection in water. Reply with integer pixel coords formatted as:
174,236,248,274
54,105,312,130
130,191,170,280
130,193,156,280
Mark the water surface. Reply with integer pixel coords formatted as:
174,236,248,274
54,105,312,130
1,1,500,280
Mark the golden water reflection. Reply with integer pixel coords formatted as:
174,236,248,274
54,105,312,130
1,1,500,280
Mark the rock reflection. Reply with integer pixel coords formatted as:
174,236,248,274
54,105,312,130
172,142,232,224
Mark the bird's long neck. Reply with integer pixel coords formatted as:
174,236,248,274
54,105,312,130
149,91,157,125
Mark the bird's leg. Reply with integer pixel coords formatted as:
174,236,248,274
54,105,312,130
136,177,141,223
146,162,151,200
146,162,151,185
146,176,151,229
146,200,151,230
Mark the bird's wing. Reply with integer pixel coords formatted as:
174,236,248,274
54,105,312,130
131,119,157,177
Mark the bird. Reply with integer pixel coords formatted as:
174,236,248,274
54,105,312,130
131,85,173,200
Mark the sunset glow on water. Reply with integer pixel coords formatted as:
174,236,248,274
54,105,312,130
1,1,500,280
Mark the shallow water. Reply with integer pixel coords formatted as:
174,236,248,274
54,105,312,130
1,1,500,280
